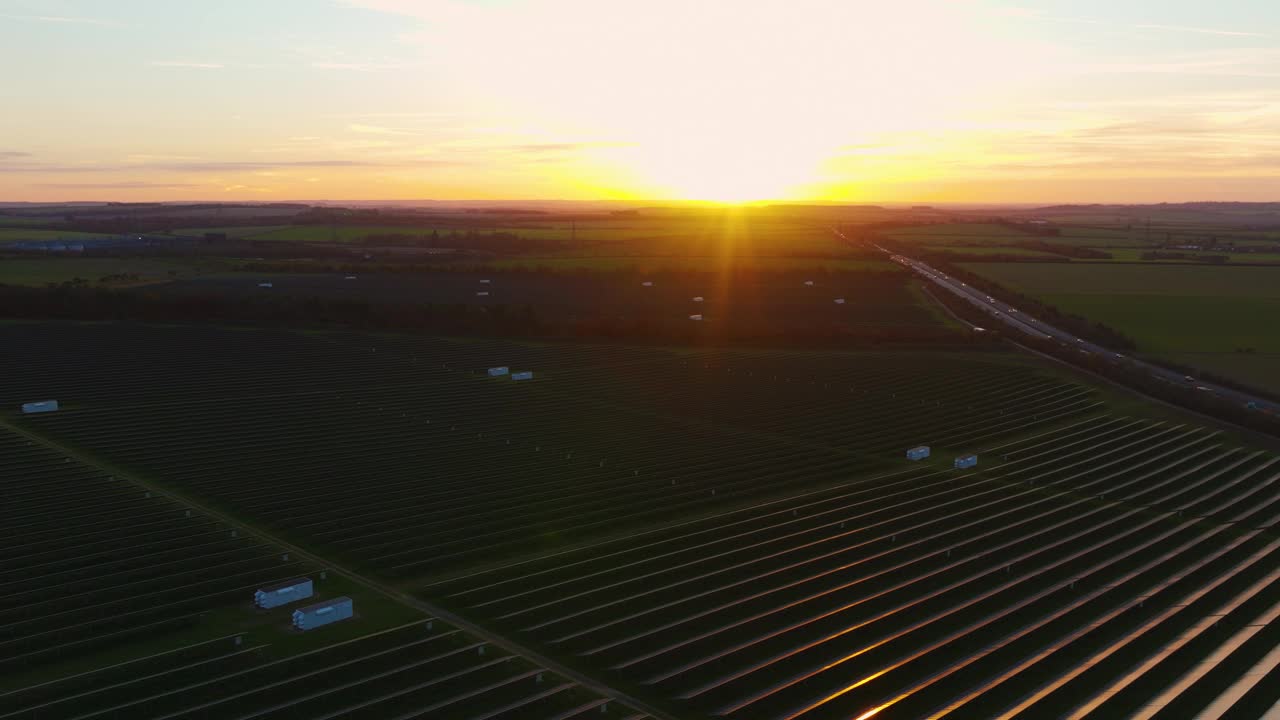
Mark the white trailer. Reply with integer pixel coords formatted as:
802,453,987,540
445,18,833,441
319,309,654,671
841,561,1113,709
292,597,353,631
21,400,59,414
255,578,314,609
906,446,930,461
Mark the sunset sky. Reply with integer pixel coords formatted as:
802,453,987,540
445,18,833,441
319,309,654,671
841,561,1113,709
1,0,1277,203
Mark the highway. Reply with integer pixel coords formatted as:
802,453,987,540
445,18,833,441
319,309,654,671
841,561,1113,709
832,229,1277,417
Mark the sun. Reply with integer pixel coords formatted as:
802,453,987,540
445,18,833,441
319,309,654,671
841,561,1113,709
603,134,828,204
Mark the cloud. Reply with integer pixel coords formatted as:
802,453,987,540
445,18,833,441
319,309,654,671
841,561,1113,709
35,182,203,189
311,61,415,71
1003,8,1264,39
0,151,30,158
150,61,226,69
0,13,124,28
0,158,454,174
348,123,416,136
1135,24,1267,38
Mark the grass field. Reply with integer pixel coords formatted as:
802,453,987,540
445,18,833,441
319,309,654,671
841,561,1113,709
923,246,1063,258
0,257,230,286
0,228,105,243
962,262,1280,393
225,214,856,258
484,256,896,271
170,225,293,238
886,223,1147,251
0,217,59,227
887,223,1028,239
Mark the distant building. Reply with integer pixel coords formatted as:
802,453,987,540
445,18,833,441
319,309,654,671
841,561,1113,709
512,371,534,381
907,446,930,461
954,454,978,469
488,367,510,377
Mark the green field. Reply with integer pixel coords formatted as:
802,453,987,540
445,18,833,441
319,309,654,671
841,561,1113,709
924,246,1063,259
0,216,59,227
0,228,105,243
234,215,854,257
887,223,1028,239
886,222,1145,252
0,257,229,286
171,225,292,238
962,262,1280,393
484,255,897,271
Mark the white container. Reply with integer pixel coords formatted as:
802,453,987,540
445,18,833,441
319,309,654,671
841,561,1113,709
255,578,314,609
21,400,59,414
292,597,353,631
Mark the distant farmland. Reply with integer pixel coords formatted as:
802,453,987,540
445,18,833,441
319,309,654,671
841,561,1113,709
0,257,229,286
188,214,857,258
961,262,1280,394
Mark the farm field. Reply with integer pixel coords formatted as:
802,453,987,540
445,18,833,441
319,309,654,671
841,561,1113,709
434,415,1280,719
960,263,1280,394
200,213,857,257
484,256,895,272
157,269,945,332
885,223,1148,251
170,225,296,238
0,258,228,286
0,228,105,243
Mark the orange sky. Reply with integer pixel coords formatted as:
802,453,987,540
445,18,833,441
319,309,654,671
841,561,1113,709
2,0,1278,203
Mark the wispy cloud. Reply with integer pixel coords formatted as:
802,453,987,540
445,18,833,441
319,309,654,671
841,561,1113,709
1,159,454,174
0,13,124,28
1135,24,1267,38
1082,48,1280,78
150,61,226,69
1003,7,1264,39
36,182,202,190
311,61,414,71
348,123,417,136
